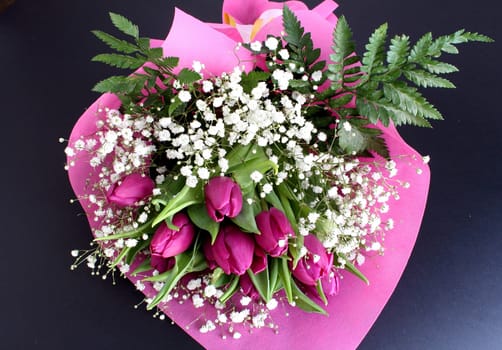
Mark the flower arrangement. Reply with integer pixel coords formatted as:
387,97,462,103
65,0,491,348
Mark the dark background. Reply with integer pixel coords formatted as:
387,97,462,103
0,0,500,349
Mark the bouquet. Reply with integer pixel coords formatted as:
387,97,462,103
65,1,491,348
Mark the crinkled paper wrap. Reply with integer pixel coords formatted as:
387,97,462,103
68,1,430,349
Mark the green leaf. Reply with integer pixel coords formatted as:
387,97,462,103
131,259,154,276
339,254,369,285
264,189,285,213
422,60,459,74
226,143,264,170
328,16,357,89
247,268,270,302
279,258,294,303
269,258,280,296
109,12,139,39
291,279,327,315
230,157,278,193
187,204,220,243
157,56,180,71
146,243,207,309
338,122,370,155
219,275,240,304
110,247,130,268
282,5,304,48
152,183,204,227
91,53,145,69
409,32,432,63
316,280,328,305
361,23,388,77
211,268,231,287
91,30,138,53
240,71,270,94
177,68,201,85
231,200,259,234
92,75,129,93
383,81,443,121
357,94,431,127
404,70,455,88
387,34,410,67
126,238,150,265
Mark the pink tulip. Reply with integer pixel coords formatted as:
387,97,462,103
292,234,333,286
107,173,155,207
251,246,268,274
150,213,195,270
203,225,255,275
150,255,175,274
321,269,340,296
255,208,294,257
240,273,260,299
204,176,243,222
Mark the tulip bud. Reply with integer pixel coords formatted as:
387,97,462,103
107,173,155,207
150,255,175,274
204,176,243,222
150,213,195,271
255,208,294,257
292,234,333,286
240,273,260,299
203,225,254,275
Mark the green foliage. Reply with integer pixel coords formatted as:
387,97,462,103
282,6,325,73
92,30,138,53
361,23,388,78
109,12,139,39
327,18,495,130
90,13,184,107
91,53,145,69
328,16,361,90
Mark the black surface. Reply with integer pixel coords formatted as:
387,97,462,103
1,0,500,349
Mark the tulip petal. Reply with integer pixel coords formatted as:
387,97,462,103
224,227,255,275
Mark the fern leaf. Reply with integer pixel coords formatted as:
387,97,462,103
177,68,202,85
387,35,410,67
328,16,358,88
282,6,304,47
421,60,459,74
404,70,455,88
383,82,443,121
358,96,432,127
109,12,139,39
409,32,432,63
361,23,388,76
92,76,130,93
156,56,180,71
91,30,138,54
91,53,145,69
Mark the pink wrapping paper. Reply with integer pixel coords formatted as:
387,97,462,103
67,1,430,349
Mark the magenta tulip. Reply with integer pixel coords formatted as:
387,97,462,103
203,224,254,275
240,273,260,299
292,234,333,286
321,269,340,296
204,176,243,222
250,246,267,274
107,173,155,207
255,208,294,257
150,213,195,269
150,255,175,274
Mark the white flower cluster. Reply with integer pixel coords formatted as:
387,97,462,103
150,65,317,188
148,274,276,338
